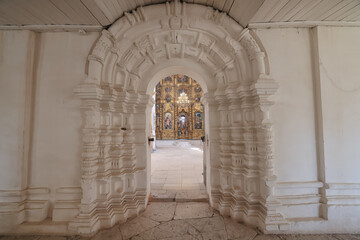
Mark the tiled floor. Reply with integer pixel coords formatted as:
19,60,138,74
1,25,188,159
151,144,204,191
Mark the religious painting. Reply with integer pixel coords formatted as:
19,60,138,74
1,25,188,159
156,113,161,130
195,96,201,102
195,112,202,129
194,87,201,93
164,112,172,129
178,88,187,95
165,87,172,92
178,115,187,129
165,76,172,82
177,75,188,83
165,95,171,102
177,114,189,138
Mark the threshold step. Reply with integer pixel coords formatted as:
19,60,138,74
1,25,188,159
287,217,326,223
150,190,209,202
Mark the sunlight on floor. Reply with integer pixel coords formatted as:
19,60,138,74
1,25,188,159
151,144,204,191
190,147,202,151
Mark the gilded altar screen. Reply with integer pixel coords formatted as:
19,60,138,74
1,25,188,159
155,74,204,140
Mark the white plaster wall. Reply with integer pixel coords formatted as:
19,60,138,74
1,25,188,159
254,28,318,182
30,32,98,215
316,26,360,184
254,26,360,226
1,24,360,233
255,26,360,185
0,30,35,190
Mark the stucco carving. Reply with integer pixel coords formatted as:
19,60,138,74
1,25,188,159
74,1,282,235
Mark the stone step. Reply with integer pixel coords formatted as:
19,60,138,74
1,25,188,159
149,190,209,203
287,217,325,222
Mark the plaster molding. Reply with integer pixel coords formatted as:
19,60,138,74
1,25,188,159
0,25,103,32
0,188,50,229
325,183,360,206
248,21,360,29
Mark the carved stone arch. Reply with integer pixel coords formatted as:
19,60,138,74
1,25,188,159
72,1,284,235
144,63,211,95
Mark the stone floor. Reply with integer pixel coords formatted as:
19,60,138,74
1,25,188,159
1,201,360,240
151,143,204,192
2,144,360,239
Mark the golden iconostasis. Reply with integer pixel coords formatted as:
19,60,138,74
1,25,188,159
155,74,204,140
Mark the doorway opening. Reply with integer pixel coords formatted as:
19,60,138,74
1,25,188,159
149,74,207,202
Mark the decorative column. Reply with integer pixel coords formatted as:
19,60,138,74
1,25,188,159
253,75,288,232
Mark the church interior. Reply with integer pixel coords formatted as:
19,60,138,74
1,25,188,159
1,0,360,239
150,74,206,201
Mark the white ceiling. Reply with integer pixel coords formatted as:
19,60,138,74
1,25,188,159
0,0,360,30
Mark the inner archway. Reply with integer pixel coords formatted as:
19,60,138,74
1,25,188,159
72,1,280,235
150,73,206,199
146,67,211,202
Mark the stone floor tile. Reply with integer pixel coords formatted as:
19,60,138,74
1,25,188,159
91,226,122,240
335,235,360,240
253,235,282,240
174,202,213,220
150,190,176,202
181,178,199,184
188,216,228,240
186,216,226,233
119,216,159,240
175,190,208,202
150,183,164,190
223,217,257,240
163,184,182,190
164,178,181,184
142,202,176,222
137,219,201,240
151,146,203,192
166,175,182,179
129,236,143,240
201,230,228,240
151,178,166,184
280,234,339,240
0,236,40,240
161,234,202,240
181,185,202,191
38,237,67,240
67,236,91,240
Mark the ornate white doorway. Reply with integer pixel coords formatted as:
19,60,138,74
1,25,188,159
72,1,280,235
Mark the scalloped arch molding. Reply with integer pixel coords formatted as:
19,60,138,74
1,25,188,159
72,1,282,235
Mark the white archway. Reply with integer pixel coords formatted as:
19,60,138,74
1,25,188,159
71,1,282,235
146,65,210,95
